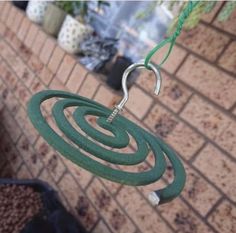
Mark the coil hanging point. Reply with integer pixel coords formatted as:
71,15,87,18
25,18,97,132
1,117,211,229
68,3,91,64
107,60,162,123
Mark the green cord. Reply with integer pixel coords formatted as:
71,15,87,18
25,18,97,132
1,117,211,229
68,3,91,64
144,0,199,69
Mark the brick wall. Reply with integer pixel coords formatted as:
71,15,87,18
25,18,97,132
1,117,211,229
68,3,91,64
0,2,236,233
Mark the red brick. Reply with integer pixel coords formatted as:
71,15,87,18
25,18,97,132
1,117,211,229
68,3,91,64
214,8,236,36
7,148,23,173
14,81,31,106
24,121,40,145
87,179,136,233
17,17,30,41
17,134,43,177
0,40,34,86
136,71,192,113
38,168,57,190
121,108,148,132
92,220,111,233
218,41,236,75
20,66,35,88
94,85,119,108
233,107,236,116
11,9,24,34
1,86,19,115
10,35,22,54
58,173,99,230
215,121,236,160
194,144,236,202
29,78,46,93
17,42,33,62
56,54,76,84
0,21,6,36
27,54,44,75
208,200,236,233
100,177,122,196
14,106,39,145
39,37,56,65
201,2,224,23
31,30,47,55
0,163,14,178
49,77,68,91
35,137,66,182
63,158,93,189
126,86,153,119
158,198,214,233
181,95,236,157
0,134,22,173
177,24,229,62
151,45,187,74
0,108,22,143
78,73,100,99
181,163,221,216
181,95,230,140
0,2,6,12
48,46,65,74
6,6,16,28
177,55,236,109
0,60,18,89
144,104,179,138
117,186,173,233
4,29,14,44
24,23,39,48
17,164,32,179
66,63,87,93
0,2,10,22
38,66,54,86
15,107,27,128
166,122,205,160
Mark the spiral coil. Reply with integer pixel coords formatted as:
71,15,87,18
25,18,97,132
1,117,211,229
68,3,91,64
27,90,186,205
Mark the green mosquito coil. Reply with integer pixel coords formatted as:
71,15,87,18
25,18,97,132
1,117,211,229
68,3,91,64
28,1,200,205
27,61,185,205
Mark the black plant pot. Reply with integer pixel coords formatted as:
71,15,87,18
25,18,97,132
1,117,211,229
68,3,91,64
0,178,87,233
12,1,28,11
107,56,133,90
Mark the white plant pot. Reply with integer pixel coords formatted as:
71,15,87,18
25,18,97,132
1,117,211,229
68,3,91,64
26,1,50,24
58,15,93,54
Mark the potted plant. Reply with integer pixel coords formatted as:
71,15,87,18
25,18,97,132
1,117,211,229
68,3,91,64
42,2,69,37
57,1,93,54
26,0,50,24
12,1,28,11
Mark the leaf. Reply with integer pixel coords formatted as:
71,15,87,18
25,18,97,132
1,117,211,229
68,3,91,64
217,1,236,22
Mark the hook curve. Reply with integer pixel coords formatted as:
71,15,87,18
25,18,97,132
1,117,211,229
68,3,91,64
107,60,162,123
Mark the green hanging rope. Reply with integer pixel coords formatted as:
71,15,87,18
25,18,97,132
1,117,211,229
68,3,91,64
144,0,199,69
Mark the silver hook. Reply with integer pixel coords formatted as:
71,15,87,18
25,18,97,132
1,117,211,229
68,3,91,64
107,60,162,123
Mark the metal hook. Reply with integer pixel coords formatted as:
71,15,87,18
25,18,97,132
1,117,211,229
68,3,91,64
107,60,162,123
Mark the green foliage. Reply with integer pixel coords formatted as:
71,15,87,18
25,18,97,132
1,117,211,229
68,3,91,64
136,1,236,35
55,0,110,22
203,1,217,13
55,1,75,15
184,1,206,30
217,1,236,22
